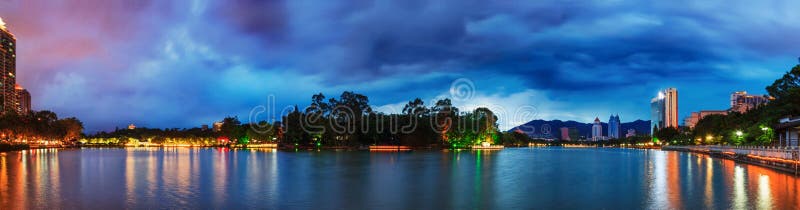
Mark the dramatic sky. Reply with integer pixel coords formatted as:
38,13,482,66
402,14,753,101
1,0,799,133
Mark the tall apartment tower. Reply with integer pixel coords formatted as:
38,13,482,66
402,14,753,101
651,88,678,130
0,18,16,114
591,117,603,141
15,84,30,114
607,114,620,139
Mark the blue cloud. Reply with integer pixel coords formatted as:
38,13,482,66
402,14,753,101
1,0,798,132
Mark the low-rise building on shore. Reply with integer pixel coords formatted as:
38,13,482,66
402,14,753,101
777,116,800,147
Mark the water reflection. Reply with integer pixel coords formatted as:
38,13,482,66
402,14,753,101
757,174,772,209
647,150,668,209
733,165,748,209
0,148,797,209
704,156,714,209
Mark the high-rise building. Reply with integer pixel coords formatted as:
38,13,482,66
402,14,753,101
651,88,678,131
607,114,620,139
0,18,16,114
14,84,29,114
730,91,771,113
591,117,603,141
560,127,570,141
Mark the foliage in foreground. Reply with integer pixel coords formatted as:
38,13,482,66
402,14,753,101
660,64,800,146
0,111,83,143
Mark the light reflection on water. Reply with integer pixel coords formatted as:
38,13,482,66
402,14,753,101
0,148,797,209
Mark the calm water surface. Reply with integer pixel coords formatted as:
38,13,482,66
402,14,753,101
1,148,798,209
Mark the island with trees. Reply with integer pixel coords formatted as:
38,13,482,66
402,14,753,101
79,91,527,150
0,110,83,151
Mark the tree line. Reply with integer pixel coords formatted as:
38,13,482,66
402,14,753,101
280,91,504,148
82,91,515,148
83,117,281,146
0,110,83,143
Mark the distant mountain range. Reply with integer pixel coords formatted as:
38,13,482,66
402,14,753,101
508,119,651,140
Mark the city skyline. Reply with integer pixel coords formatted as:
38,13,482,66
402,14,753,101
1,2,799,209
0,1,798,132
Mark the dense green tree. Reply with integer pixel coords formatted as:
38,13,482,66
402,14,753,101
653,127,680,143
220,117,246,144
691,63,800,146
0,111,84,144
498,131,532,146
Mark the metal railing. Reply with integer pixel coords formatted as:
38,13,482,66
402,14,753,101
664,145,800,175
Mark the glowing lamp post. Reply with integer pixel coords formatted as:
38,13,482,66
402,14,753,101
735,130,743,145
759,126,773,146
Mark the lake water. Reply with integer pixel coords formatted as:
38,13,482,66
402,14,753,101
0,147,798,209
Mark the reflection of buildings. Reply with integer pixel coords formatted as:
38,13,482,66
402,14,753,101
0,18,17,114
684,110,728,128
591,117,603,141
666,152,683,209
651,88,678,130
730,91,771,113
608,115,620,139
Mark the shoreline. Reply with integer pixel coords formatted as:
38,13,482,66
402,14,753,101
2,144,658,152
0,143,31,152
662,146,800,175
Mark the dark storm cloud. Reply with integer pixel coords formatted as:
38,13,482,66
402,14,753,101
218,0,793,88
2,0,798,132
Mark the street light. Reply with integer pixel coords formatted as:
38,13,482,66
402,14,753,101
732,130,744,146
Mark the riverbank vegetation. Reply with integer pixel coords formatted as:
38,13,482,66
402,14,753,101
0,142,30,152
657,64,800,146
281,92,500,149
82,91,503,149
82,117,281,146
0,110,83,145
